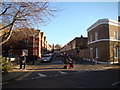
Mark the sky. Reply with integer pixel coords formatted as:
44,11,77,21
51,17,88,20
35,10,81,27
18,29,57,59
36,2,118,47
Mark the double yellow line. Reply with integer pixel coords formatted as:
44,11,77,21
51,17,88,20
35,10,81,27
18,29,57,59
16,71,33,81
2,67,38,85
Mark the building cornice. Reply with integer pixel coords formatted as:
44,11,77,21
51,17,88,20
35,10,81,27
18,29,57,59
87,19,120,32
88,39,120,45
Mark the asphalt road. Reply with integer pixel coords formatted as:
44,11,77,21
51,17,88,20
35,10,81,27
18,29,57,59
2,54,120,88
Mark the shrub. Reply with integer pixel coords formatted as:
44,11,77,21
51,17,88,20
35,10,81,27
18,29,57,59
1,57,13,73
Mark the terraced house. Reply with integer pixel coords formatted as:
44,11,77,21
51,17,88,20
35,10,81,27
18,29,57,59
61,36,88,58
2,28,51,63
87,19,120,64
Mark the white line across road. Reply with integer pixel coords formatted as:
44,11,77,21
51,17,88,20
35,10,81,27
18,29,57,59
112,81,120,86
38,73,47,77
58,71,68,75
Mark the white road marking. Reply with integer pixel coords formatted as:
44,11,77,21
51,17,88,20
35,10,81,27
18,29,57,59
54,75,59,76
58,71,68,75
38,73,47,77
31,77,40,79
112,81,120,86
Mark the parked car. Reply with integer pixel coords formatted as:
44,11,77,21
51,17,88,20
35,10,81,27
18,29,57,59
40,54,52,62
3,54,16,62
48,53,54,57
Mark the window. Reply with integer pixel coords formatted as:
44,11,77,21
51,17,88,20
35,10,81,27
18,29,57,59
114,47,118,58
90,34,92,42
90,48,93,59
24,39,29,45
95,47,98,58
114,31,118,40
95,32,98,41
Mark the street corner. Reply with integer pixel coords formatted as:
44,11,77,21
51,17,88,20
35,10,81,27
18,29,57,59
2,71,27,84
2,65,37,84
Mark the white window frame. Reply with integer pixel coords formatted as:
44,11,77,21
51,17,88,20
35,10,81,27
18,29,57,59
90,48,93,59
114,31,118,40
114,47,118,58
90,34,92,42
95,47,98,58
95,32,98,41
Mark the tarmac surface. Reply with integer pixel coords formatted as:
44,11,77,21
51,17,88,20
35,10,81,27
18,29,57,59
2,59,120,85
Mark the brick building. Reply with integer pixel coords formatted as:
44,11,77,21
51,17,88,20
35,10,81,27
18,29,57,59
2,28,51,63
23,31,48,60
87,19,120,64
10,30,42,61
61,36,88,58
47,44,52,53
41,32,47,55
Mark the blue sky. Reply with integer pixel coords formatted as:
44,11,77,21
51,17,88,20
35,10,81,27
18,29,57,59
37,2,118,47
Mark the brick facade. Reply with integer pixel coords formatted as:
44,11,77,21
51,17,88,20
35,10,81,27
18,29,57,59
87,19,120,64
61,36,88,58
3,29,51,63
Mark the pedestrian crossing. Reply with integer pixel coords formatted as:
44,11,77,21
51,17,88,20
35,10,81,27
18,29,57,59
38,73,47,77
17,69,106,81
20,70,78,81
58,71,68,75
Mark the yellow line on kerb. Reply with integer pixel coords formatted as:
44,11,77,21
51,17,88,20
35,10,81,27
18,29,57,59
16,71,33,81
16,67,39,80
1,81,9,85
1,67,38,85
1,71,33,85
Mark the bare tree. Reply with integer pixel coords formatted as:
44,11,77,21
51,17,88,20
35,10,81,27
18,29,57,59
2,27,40,53
0,2,58,45
55,44,62,50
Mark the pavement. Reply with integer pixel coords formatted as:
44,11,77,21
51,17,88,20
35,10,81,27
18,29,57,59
2,59,120,84
2,60,40,84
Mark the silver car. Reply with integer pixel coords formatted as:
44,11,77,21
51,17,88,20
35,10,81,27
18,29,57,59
40,54,52,62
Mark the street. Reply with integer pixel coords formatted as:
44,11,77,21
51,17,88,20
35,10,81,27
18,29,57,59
1,2,120,90
2,54,120,88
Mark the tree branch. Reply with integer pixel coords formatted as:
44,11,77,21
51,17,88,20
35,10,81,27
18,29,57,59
0,5,11,16
0,24,13,46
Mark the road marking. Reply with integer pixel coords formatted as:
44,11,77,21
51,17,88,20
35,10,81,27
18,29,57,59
31,77,40,80
1,81,9,85
54,75,59,76
38,73,47,77
112,81,120,86
16,71,33,81
58,71,68,75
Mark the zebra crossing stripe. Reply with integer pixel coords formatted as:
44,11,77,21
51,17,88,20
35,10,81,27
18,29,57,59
112,81,120,86
38,73,47,77
58,71,68,75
